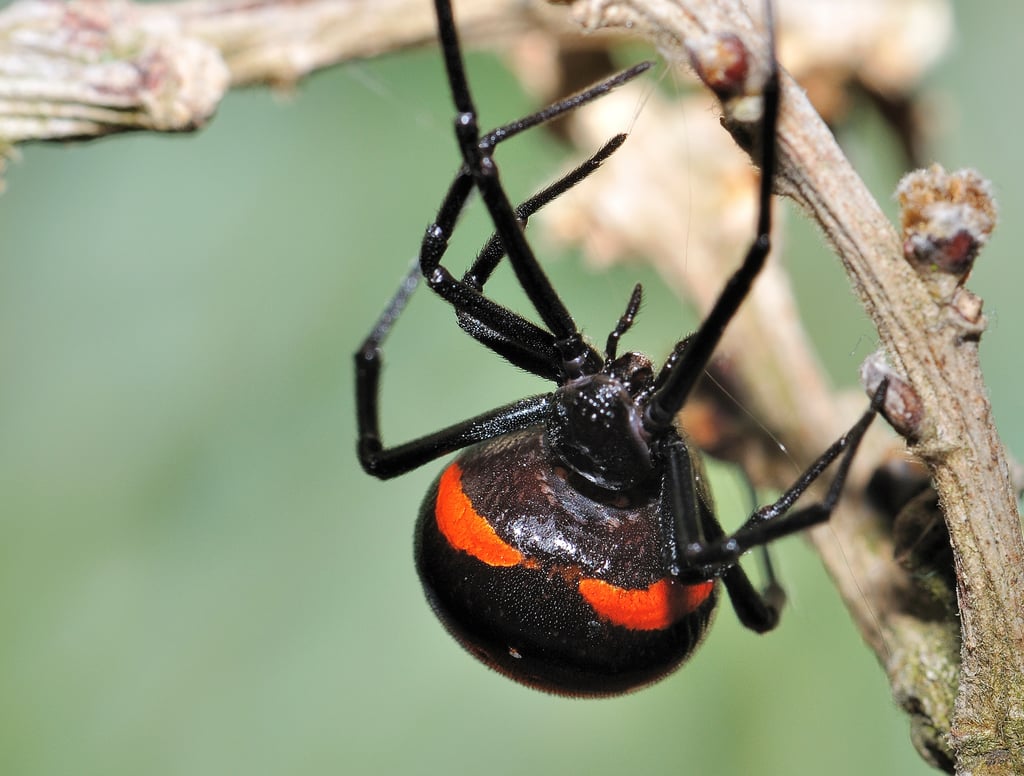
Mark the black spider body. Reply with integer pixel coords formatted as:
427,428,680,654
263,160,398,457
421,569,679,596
355,0,884,695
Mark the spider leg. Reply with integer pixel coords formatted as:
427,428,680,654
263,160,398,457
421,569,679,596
645,3,780,429
699,471,787,633
657,431,782,630
457,134,629,379
658,381,885,632
477,62,650,154
357,385,551,480
420,71,642,379
421,5,647,379
701,499,785,634
355,261,552,479
357,15,648,480
639,2,788,630
605,283,643,361
718,550,786,633
420,57,641,347
419,171,559,371
679,380,887,572
464,134,627,290
433,0,606,374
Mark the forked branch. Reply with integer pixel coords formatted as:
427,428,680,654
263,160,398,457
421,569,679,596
553,1,1023,773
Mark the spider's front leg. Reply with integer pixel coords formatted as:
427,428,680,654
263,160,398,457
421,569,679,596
356,21,649,478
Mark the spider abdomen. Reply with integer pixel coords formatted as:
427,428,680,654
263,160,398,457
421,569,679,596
414,428,718,696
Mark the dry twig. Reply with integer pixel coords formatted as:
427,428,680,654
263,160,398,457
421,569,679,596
548,1,1023,773
0,0,558,151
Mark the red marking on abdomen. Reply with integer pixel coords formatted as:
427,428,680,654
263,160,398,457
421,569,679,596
435,462,523,567
578,577,714,631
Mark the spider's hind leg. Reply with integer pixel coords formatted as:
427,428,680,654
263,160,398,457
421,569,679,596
661,382,887,633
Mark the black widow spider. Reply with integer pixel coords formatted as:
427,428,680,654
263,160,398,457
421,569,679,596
356,0,887,696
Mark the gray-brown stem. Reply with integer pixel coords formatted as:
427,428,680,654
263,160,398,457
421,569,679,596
560,1,1024,773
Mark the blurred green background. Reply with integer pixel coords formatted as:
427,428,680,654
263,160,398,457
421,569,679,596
0,2,1020,775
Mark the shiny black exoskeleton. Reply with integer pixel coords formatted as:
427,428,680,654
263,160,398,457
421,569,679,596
355,0,886,695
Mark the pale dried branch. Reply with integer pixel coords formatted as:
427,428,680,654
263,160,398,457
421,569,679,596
547,1,1023,773
0,0,566,152
0,0,948,151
